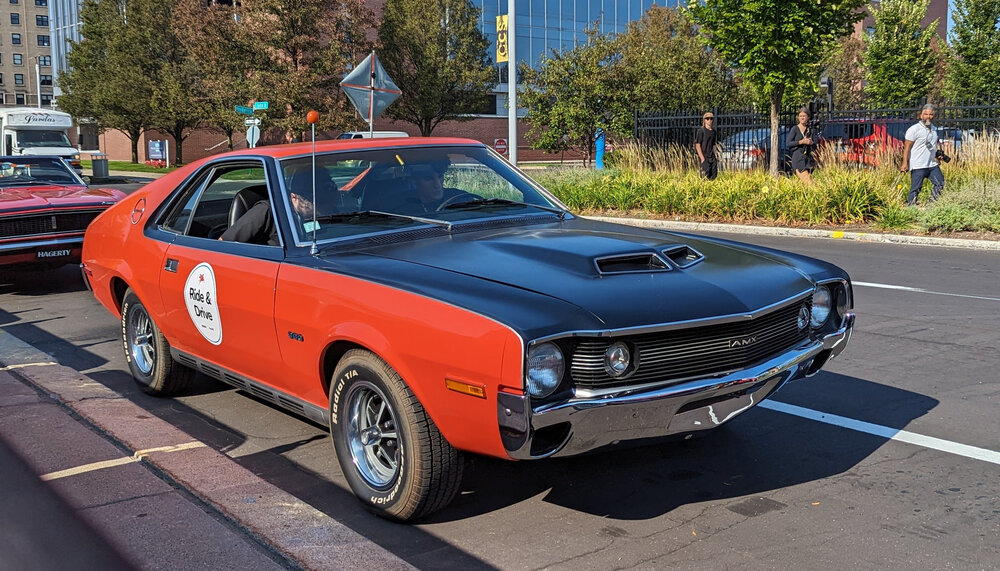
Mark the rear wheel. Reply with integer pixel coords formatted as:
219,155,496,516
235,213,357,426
330,349,463,521
121,288,193,396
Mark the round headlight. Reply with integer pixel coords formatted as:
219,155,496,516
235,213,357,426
811,286,832,328
526,342,564,399
604,342,631,377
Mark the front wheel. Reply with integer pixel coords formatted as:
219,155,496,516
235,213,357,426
330,349,463,521
121,288,193,396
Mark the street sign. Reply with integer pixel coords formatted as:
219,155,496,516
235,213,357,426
235,105,254,115
246,125,260,148
253,101,269,110
244,117,261,126
494,138,509,155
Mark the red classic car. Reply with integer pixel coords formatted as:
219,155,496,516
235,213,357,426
81,138,854,521
820,120,909,167
0,156,125,269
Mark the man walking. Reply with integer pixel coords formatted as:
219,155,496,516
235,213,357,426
694,112,718,180
900,104,944,205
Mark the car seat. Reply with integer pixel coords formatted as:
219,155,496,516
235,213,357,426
228,184,269,227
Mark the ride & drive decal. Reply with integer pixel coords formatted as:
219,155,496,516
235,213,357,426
184,262,222,345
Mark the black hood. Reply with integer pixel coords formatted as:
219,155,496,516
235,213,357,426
313,217,820,339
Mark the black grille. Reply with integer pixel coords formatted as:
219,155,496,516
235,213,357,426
0,211,102,239
570,300,811,390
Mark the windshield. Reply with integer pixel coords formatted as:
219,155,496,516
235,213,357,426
16,130,74,148
277,145,564,244
0,157,84,187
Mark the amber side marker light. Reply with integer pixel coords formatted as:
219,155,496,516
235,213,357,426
445,379,487,399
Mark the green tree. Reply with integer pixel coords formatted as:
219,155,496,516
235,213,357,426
612,6,740,126
686,0,867,176
148,0,213,165
59,0,159,163
824,35,866,109
519,27,617,166
172,0,258,150
240,0,375,140
945,0,1000,100
377,0,495,136
863,0,938,105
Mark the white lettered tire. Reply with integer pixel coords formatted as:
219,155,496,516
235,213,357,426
330,349,463,521
121,288,193,396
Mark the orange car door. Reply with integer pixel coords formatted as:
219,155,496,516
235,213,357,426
154,160,284,386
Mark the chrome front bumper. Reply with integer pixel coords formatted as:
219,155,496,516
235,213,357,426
498,313,855,459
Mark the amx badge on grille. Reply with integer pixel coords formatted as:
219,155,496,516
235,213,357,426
729,336,757,348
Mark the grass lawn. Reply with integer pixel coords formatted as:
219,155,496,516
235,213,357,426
81,160,179,174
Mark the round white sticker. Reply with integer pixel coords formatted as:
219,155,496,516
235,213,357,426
184,262,222,345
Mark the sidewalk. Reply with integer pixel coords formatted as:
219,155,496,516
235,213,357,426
0,330,413,571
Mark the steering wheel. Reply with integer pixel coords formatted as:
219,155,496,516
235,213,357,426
435,191,480,211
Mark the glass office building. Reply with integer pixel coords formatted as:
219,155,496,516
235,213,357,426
473,0,673,68
470,0,678,115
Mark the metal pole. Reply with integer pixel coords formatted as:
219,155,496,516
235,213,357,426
507,0,517,165
369,50,375,138
35,61,42,108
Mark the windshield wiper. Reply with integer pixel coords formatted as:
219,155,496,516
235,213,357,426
315,210,453,231
443,198,566,219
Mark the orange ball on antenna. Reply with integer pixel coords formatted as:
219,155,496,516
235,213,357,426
306,110,319,124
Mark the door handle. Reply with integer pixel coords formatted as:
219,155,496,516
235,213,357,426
164,258,179,273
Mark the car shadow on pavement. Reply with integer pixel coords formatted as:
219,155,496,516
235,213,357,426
434,372,938,522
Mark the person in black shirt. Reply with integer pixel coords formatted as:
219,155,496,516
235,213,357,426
786,108,817,184
694,112,718,180
220,199,279,245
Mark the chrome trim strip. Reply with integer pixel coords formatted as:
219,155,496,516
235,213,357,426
170,348,329,426
530,288,815,343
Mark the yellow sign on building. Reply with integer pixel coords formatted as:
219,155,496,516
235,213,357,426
496,15,508,63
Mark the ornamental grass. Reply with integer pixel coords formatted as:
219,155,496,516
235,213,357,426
532,133,1000,235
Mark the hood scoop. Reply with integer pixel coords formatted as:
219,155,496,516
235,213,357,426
595,252,671,275
662,245,704,268
595,245,705,275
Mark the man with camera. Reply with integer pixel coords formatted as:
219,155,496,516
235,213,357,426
900,104,948,206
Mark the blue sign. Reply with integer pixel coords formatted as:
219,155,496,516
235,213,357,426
235,105,254,115
148,140,165,160
253,101,269,110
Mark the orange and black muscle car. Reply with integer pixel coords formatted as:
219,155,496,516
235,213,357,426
82,138,854,521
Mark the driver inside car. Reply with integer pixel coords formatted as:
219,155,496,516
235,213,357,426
406,163,472,212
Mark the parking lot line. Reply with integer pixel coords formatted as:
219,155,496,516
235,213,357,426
761,400,1000,466
40,441,208,481
854,281,1000,302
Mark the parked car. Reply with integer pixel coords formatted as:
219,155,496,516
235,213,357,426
0,156,125,269
336,131,410,139
719,127,792,171
81,138,855,521
818,120,909,167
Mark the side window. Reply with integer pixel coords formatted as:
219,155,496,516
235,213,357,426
161,162,269,239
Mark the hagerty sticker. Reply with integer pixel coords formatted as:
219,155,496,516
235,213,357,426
184,262,222,345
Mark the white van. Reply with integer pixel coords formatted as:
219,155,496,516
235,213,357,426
336,131,410,139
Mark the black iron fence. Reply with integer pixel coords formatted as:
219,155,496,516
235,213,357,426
634,98,1000,170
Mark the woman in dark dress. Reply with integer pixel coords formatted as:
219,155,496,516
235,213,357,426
786,108,816,184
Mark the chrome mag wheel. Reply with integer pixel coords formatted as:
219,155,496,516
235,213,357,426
344,381,400,488
127,305,156,376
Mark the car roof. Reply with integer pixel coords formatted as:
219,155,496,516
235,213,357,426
223,137,483,160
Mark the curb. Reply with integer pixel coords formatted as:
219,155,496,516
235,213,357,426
0,328,413,571
589,216,1000,251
